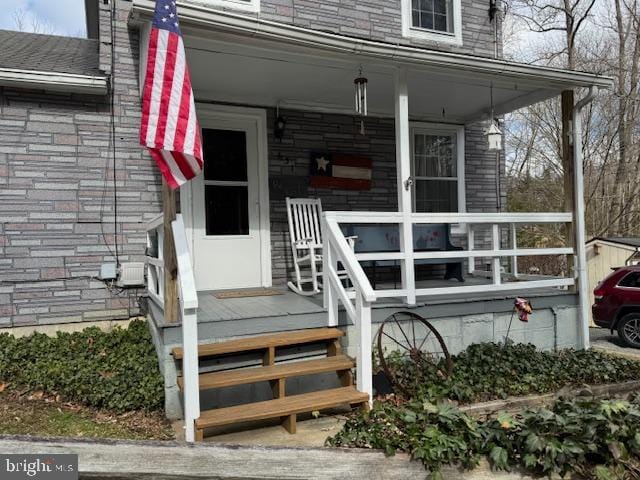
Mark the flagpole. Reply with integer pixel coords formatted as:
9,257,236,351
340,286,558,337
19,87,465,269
163,178,179,324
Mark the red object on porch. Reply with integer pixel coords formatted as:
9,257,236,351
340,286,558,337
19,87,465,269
309,152,372,190
515,297,533,322
140,0,203,189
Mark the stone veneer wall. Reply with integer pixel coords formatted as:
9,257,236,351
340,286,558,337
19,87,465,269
266,107,506,284
0,0,162,328
186,0,502,59
0,0,505,327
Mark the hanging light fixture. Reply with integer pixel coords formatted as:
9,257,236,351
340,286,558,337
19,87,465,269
354,66,368,135
485,82,503,151
274,102,286,142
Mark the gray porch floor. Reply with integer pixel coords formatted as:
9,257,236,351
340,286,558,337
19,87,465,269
197,289,324,323
148,274,578,346
195,275,571,324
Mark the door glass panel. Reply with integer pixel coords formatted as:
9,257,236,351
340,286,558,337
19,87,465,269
415,180,458,213
205,185,249,235
414,134,456,177
413,130,458,213
202,129,248,182
202,127,251,236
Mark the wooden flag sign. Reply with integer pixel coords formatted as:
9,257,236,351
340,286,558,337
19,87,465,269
309,152,372,190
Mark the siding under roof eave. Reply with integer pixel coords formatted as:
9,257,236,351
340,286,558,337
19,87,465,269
0,68,108,95
130,0,614,91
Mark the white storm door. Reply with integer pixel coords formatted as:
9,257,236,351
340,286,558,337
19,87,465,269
192,115,265,291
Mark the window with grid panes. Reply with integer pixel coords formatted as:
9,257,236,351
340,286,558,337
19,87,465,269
412,130,459,213
411,0,454,33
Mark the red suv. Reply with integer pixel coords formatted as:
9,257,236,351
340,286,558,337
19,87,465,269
592,266,640,348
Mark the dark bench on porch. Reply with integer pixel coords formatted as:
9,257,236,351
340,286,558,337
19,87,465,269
342,223,464,287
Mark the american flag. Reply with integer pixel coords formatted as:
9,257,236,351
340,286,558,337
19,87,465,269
140,0,203,189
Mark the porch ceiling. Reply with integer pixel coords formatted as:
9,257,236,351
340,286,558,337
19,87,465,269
132,0,614,123
182,36,556,123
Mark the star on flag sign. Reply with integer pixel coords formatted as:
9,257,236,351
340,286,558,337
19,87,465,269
309,152,372,190
315,156,330,172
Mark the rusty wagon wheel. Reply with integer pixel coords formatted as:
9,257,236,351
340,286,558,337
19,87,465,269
376,311,453,397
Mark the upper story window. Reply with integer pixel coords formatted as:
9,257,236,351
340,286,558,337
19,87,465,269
402,0,462,46
202,0,260,13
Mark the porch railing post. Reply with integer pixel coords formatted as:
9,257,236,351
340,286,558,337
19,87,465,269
157,227,165,297
323,227,339,327
394,67,416,305
171,214,200,443
510,223,519,278
182,306,200,442
491,224,501,285
355,290,373,403
467,225,475,275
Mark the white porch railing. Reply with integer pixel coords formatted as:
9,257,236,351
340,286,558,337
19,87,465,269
145,215,164,308
322,211,575,401
146,214,200,443
322,218,377,400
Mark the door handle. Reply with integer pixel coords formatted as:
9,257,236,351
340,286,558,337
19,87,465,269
404,177,414,191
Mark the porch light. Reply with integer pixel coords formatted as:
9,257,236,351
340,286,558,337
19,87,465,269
274,103,286,141
354,67,368,135
485,121,503,151
485,83,502,151
274,115,286,141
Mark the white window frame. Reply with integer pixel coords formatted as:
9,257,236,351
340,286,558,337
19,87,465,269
410,122,466,214
401,0,463,46
198,0,260,13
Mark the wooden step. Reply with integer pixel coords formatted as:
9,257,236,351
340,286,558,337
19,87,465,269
172,327,344,360
178,355,355,391
195,386,369,433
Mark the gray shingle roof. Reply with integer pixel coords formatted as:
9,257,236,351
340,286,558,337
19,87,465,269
589,237,640,248
0,30,100,77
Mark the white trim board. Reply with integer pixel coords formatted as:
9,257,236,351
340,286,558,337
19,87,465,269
180,104,272,289
196,0,259,13
0,68,108,95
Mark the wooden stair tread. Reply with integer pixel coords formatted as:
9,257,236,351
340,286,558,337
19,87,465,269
172,328,344,360
178,355,355,390
196,386,368,429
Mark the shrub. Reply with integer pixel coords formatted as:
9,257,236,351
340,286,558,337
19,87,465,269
385,342,640,403
0,320,164,412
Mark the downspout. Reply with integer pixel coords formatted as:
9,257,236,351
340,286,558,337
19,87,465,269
572,86,597,350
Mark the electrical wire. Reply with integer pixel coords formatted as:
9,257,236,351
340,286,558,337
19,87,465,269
109,0,120,267
97,0,119,264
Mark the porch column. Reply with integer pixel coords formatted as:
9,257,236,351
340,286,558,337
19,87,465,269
572,87,597,349
394,67,416,305
163,179,179,324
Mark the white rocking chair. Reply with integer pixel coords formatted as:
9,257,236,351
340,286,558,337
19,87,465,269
286,197,354,296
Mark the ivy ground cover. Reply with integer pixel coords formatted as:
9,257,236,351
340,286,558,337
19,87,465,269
0,319,164,412
329,343,640,479
388,342,640,404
